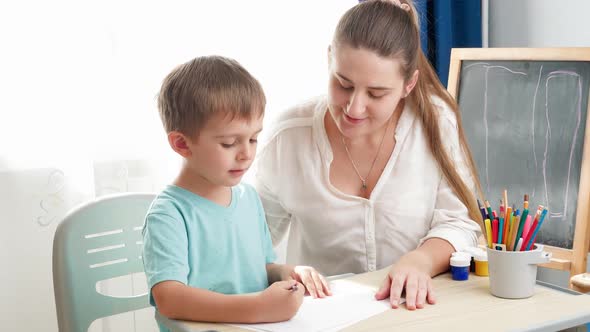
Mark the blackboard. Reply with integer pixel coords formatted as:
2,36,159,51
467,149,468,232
454,57,590,250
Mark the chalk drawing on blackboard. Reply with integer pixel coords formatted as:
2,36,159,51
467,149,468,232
449,48,590,276
531,65,543,199
542,70,583,221
461,62,584,233
464,64,528,196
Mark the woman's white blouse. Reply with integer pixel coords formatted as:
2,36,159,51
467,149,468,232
254,96,481,276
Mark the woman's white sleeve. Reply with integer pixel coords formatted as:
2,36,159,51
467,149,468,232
253,138,292,246
420,112,481,252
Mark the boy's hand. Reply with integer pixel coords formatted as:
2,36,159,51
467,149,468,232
286,265,332,299
257,280,304,322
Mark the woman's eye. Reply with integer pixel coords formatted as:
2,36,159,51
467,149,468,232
221,142,236,148
250,139,258,144
369,92,385,99
335,79,352,90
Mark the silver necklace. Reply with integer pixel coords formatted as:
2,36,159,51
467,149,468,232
340,116,392,192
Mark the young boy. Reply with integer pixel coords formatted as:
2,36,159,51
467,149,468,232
142,56,330,330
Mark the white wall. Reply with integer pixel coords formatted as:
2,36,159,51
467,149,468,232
488,0,590,289
489,0,590,47
0,1,356,331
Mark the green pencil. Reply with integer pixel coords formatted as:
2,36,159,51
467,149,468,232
484,200,493,221
514,194,530,246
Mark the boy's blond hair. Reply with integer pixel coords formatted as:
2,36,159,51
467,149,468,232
157,55,266,138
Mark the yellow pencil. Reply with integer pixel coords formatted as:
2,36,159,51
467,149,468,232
504,207,512,245
509,215,521,251
506,215,513,249
510,215,517,249
485,218,493,248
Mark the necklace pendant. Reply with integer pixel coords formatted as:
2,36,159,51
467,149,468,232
361,181,367,191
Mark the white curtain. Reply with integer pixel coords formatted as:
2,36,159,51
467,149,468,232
0,1,356,331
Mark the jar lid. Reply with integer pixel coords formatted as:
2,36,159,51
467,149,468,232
450,255,470,267
452,251,471,259
474,251,488,261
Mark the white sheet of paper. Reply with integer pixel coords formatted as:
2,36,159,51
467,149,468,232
233,279,405,332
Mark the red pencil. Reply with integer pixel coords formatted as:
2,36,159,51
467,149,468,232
492,219,499,244
522,206,544,251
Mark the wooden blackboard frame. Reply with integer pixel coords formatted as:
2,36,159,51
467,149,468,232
448,48,590,291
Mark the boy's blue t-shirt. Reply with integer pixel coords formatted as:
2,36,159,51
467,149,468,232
142,183,276,308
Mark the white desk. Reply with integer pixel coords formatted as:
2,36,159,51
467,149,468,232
158,268,590,332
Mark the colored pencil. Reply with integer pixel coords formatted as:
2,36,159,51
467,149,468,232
525,208,548,251
492,219,498,244
485,218,493,248
522,214,539,251
498,202,504,244
509,215,521,251
503,207,512,245
514,208,529,248
515,237,524,251
477,199,487,220
505,214,513,247
522,215,532,243
484,200,493,222
521,205,543,250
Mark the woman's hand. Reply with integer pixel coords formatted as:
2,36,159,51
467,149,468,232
375,239,454,310
281,265,332,298
374,261,435,310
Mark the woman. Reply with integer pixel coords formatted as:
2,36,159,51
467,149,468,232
255,0,483,310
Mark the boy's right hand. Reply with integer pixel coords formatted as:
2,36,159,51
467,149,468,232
256,280,304,322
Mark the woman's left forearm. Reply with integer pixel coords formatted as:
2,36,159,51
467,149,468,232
400,238,455,277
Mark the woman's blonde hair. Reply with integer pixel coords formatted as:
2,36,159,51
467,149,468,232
333,0,484,230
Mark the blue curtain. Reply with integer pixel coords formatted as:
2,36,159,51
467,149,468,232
356,0,482,86
415,0,482,86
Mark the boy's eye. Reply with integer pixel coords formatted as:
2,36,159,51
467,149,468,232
221,142,236,148
340,83,353,90
250,139,258,144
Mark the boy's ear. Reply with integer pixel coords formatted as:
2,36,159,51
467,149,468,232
327,45,332,67
168,131,192,158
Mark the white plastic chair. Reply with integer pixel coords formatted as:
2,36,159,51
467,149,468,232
53,193,156,332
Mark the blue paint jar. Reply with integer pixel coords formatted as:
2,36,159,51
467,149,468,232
450,256,470,281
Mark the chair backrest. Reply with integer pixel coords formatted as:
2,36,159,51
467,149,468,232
53,193,156,332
